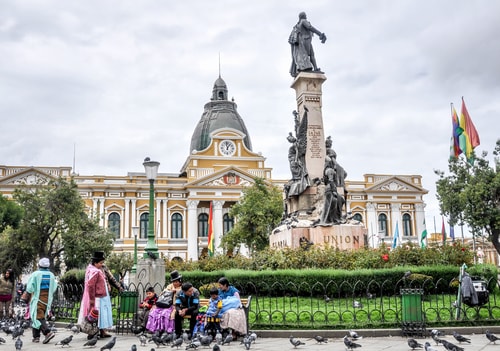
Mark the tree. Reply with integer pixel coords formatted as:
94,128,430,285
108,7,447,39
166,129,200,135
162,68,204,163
435,140,500,255
0,178,115,275
106,252,134,281
0,194,23,231
221,178,283,256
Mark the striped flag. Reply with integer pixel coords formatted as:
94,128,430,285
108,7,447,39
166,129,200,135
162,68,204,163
450,103,463,159
207,202,214,256
459,97,480,163
391,221,399,250
421,219,428,249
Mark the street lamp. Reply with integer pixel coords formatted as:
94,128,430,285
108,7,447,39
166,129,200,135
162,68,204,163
143,157,160,259
131,226,139,273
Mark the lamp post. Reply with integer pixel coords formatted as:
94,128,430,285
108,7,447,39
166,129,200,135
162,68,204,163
131,226,139,273
143,157,160,259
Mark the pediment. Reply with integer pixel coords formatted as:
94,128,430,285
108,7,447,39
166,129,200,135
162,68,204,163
186,166,257,188
0,167,58,185
366,176,424,193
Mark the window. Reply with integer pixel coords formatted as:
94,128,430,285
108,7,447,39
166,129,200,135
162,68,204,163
198,213,209,237
353,213,363,223
140,213,149,239
223,213,234,234
171,213,183,239
378,213,388,236
108,212,120,239
403,213,413,236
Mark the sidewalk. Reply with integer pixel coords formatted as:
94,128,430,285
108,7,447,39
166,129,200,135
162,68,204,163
3,326,500,351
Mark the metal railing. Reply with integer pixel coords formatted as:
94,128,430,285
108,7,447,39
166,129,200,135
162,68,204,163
50,277,500,333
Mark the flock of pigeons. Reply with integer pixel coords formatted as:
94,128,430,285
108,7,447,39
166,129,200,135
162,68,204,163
289,328,500,351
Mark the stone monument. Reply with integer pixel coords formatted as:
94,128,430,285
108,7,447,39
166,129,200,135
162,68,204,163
270,12,367,250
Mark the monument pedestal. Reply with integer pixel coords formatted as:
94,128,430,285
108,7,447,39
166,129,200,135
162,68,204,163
131,258,165,290
270,224,367,250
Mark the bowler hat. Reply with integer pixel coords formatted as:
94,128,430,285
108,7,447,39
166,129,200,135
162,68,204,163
170,270,182,282
92,251,106,262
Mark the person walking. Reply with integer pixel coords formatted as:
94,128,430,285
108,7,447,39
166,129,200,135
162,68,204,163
78,252,114,339
25,258,57,344
0,268,15,319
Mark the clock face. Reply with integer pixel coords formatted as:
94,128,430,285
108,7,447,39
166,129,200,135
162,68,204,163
219,140,236,156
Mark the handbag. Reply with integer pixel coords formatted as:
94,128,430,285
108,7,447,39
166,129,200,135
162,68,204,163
155,290,173,309
81,319,99,336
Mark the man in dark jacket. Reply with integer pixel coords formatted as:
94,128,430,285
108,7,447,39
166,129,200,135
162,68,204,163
174,282,199,339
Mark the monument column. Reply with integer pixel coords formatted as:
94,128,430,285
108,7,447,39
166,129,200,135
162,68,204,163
213,200,224,254
186,200,199,260
291,72,327,181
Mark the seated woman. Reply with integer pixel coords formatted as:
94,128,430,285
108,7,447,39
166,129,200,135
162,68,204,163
145,270,183,334
217,277,247,337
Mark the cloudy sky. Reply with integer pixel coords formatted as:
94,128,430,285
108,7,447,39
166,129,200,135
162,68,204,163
1,1,499,235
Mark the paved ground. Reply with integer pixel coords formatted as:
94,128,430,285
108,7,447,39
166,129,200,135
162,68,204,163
3,327,500,351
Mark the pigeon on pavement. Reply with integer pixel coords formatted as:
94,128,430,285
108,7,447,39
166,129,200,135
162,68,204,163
312,335,328,344
242,335,252,350
56,335,74,347
344,336,362,350
289,336,305,348
408,338,424,350
139,334,147,347
212,345,220,351
486,330,500,344
131,344,137,351
101,336,117,351
453,331,471,344
248,332,257,344
84,334,100,347
171,337,183,348
222,334,233,346
15,337,23,351
424,341,439,351
349,330,362,340
440,339,464,351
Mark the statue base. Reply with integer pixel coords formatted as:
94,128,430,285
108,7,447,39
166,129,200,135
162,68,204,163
130,257,165,290
270,224,367,250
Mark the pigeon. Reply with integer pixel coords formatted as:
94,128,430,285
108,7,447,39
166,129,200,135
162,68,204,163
222,334,233,346
289,336,305,348
101,336,117,351
182,331,189,342
0,336,6,344
425,342,439,351
430,329,445,337
312,335,328,344
131,344,137,351
66,322,75,330
15,336,23,351
242,335,252,350
440,339,464,351
56,335,74,347
248,332,257,344
150,334,163,348
83,334,100,347
349,330,362,340
215,331,222,345
343,336,362,350
71,325,80,334
404,271,412,279
431,333,442,346
199,335,212,347
139,334,147,347
324,295,331,303
161,333,174,345
212,345,220,351
408,338,423,350
171,337,183,348
352,300,363,309
185,339,201,350
453,331,471,344
486,330,500,344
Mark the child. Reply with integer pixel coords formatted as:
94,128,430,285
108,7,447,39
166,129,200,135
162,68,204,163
204,287,222,338
137,287,157,332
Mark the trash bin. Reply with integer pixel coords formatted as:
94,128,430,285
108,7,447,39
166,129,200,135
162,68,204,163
400,288,425,337
120,291,138,314
401,288,424,322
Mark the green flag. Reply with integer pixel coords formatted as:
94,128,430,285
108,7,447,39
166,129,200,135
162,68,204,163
421,219,428,248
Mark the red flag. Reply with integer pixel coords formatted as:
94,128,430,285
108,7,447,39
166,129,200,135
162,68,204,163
207,202,214,257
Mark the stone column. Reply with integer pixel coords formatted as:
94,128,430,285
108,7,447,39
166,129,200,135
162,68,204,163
124,198,130,238
391,203,401,239
291,71,327,181
213,200,224,254
186,200,199,260
415,203,426,241
366,202,378,248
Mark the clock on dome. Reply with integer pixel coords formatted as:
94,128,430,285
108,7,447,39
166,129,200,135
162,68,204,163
219,140,236,156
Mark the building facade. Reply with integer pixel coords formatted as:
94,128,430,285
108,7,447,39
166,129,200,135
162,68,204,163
0,77,428,259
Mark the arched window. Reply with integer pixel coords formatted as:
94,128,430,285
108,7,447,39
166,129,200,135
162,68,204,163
140,213,149,239
403,213,413,236
353,213,363,223
223,213,234,234
108,212,120,239
198,213,209,237
378,213,388,236
171,213,183,239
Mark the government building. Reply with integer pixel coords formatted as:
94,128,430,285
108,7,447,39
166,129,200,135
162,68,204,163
0,76,428,260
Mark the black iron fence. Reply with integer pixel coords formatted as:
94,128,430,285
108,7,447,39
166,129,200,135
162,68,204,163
50,276,500,334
